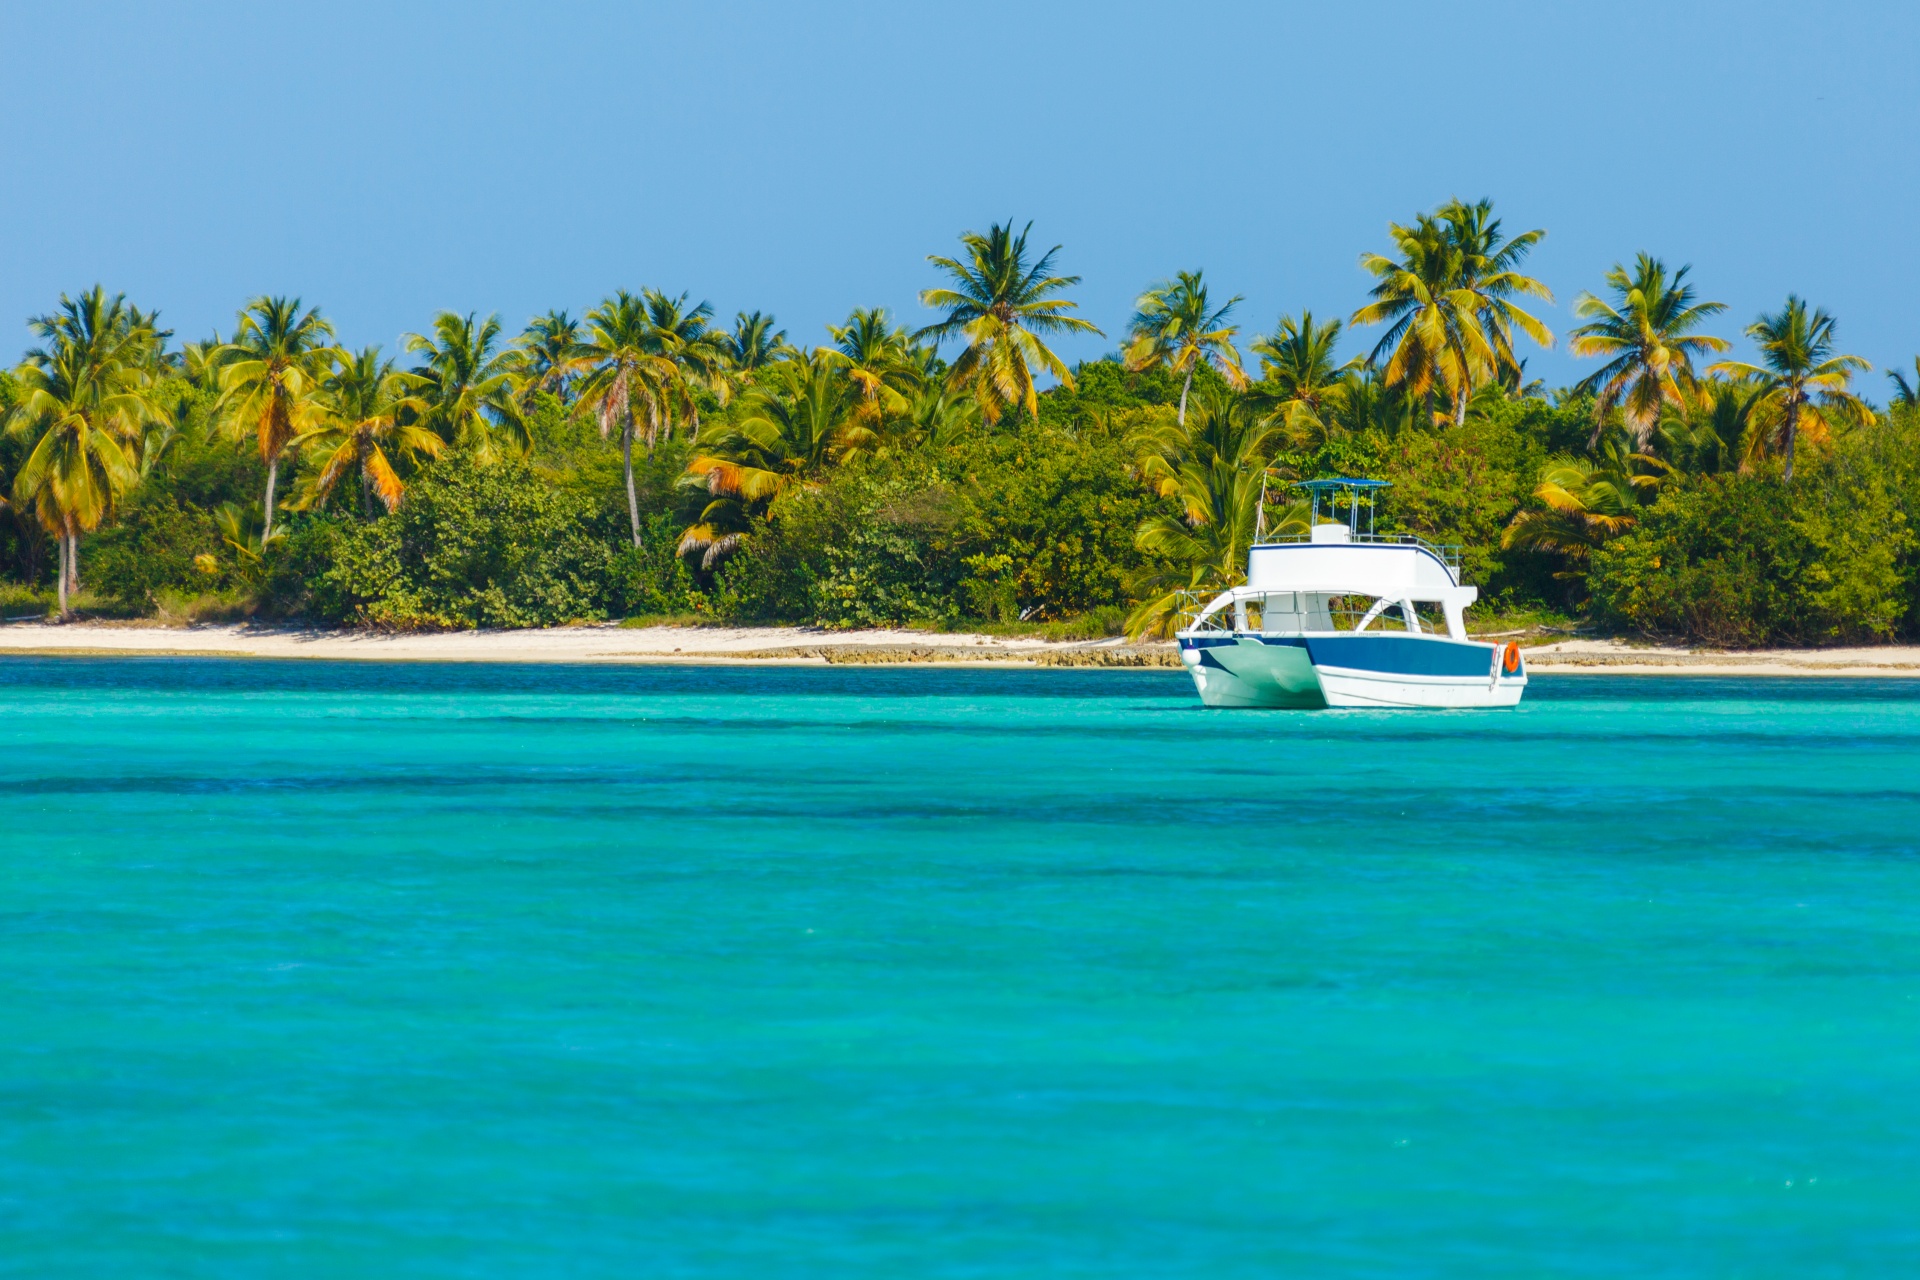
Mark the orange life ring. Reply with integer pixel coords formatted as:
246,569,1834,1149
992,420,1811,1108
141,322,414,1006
1502,641,1521,673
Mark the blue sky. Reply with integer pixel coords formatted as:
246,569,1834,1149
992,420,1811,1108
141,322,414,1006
3,1,1915,395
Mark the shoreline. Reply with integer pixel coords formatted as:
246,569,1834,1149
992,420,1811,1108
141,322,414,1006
3,622,1920,676
0,621,1172,668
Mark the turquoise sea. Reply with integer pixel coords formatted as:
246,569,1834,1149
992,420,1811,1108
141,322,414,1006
3,659,1918,1277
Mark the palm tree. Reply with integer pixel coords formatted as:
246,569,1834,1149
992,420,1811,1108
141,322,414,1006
1124,388,1283,638
1441,198,1553,424
1352,200,1551,426
516,310,582,406
1886,357,1920,408
1249,312,1355,443
296,347,442,516
1123,270,1247,428
404,312,527,460
124,305,174,363
5,288,165,616
1130,384,1282,505
679,350,871,567
1709,296,1871,480
1502,434,1669,576
731,311,791,368
216,296,337,540
573,291,679,546
213,501,285,584
180,333,228,394
902,383,982,450
1659,376,1764,474
1351,213,1467,426
641,288,730,431
915,220,1102,423
1569,255,1729,449
829,307,918,431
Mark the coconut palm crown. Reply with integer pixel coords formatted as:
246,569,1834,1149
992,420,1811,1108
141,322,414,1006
1352,199,1551,425
296,347,442,516
915,220,1102,423
216,295,337,540
1569,255,1729,449
404,311,528,460
1709,296,1870,481
516,310,582,406
1249,311,1356,443
679,349,872,568
725,310,792,377
6,287,166,615
1123,270,1247,427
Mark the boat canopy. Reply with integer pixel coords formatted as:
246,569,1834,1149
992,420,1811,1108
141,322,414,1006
1295,477,1391,537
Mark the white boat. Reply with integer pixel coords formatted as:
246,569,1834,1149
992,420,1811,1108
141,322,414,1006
1176,478,1525,709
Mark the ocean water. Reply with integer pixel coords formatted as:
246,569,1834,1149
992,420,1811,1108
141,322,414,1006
2,659,1918,1278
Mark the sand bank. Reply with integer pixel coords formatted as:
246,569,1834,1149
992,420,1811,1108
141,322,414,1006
0,621,1174,667
1517,638,1920,677
3,622,1920,676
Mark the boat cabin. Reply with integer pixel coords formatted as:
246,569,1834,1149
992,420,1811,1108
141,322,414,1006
1188,478,1479,641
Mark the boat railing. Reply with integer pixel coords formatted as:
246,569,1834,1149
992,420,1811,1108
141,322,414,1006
1173,589,1451,637
1259,532,1463,572
1170,590,1233,634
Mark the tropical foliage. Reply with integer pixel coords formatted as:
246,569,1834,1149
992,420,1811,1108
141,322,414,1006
4,288,165,615
1351,199,1553,427
405,311,526,459
296,347,441,515
4,202,1917,648
1568,255,1729,449
1124,271,1246,427
1708,296,1872,481
214,296,336,541
916,220,1102,423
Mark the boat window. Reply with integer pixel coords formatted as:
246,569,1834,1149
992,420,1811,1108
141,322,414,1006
1260,592,1296,634
1327,596,1450,634
1259,591,1337,634
1330,595,1401,632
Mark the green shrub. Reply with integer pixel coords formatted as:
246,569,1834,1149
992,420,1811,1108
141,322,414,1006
84,497,222,605
1588,461,1911,646
948,422,1161,621
709,420,1161,628
607,514,702,618
311,454,613,629
711,469,964,628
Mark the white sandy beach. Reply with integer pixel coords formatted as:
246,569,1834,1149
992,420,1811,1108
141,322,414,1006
0,621,1159,666
2,621,1920,675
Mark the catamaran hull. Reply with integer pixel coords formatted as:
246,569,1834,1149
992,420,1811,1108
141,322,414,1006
1183,635,1328,709
1179,635,1525,710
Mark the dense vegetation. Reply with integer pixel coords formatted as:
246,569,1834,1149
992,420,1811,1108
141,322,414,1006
5,205,1916,646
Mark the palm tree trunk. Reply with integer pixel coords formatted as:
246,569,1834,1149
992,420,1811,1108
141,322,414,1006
1178,369,1193,429
1783,397,1799,482
262,454,280,541
60,516,78,618
1454,386,1468,428
55,530,69,619
623,415,641,548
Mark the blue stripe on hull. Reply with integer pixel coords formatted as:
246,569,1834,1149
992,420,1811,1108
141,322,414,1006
1180,633,1516,680
1301,634,1496,678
